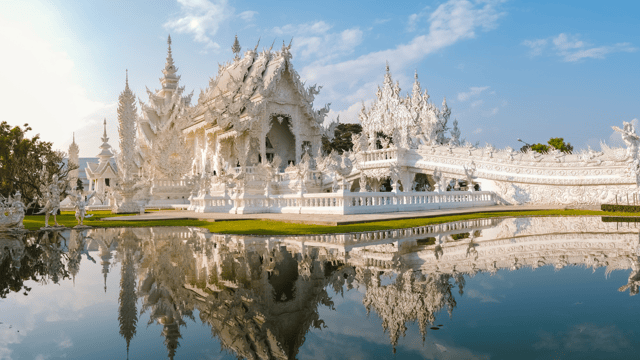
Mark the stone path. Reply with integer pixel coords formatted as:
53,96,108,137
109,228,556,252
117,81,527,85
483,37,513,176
100,204,598,226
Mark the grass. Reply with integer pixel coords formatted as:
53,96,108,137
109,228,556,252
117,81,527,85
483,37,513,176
19,209,640,235
21,210,209,230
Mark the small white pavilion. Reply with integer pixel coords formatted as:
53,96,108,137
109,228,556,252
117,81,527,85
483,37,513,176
86,119,118,195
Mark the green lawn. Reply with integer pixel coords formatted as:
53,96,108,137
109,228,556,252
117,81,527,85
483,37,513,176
19,209,640,235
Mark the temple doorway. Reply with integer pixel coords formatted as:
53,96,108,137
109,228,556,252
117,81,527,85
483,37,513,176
266,114,295,171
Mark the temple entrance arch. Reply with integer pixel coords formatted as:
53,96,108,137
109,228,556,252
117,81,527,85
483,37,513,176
266,114,296,171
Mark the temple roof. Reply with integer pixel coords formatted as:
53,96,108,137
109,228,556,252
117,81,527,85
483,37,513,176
186,39,328,135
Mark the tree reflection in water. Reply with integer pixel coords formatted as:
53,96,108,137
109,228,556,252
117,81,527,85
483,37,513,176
1,216,640,359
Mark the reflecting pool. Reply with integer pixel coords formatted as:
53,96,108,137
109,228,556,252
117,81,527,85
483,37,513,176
1,216,640,359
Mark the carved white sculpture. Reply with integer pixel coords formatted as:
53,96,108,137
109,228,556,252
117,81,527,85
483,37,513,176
36,174,68,227
0,192,34,231
69,190,94,226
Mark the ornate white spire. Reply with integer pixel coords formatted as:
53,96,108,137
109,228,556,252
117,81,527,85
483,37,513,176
97,118,114,165
383,61,392,86
160,35,179,91
69,132,79,161
117,71,138,182
231,34,241,60
68,132,80,187
102,119,108,143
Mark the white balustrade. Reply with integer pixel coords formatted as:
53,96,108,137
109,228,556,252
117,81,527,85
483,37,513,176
361,148,398,162
191,190,495,215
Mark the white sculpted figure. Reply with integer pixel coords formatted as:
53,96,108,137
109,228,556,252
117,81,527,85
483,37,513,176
36,174,68,227
432,168,444,193
579,146,604,166
69,191,95,226
0,191,35,230
463,162,477,192
612,121,640,159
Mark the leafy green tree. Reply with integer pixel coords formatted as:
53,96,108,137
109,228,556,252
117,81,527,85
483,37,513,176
547,137,573,153
322,123,363,154
520,137,573,154
0,121,75,211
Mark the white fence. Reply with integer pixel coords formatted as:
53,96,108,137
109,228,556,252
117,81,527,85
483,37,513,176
191,190,495,214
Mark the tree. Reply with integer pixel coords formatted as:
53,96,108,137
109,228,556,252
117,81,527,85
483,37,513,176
520,137,573,154
0,122,75,211
321,123,363,154
76,178,84,192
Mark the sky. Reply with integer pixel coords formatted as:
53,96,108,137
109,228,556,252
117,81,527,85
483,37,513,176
1,0,638,156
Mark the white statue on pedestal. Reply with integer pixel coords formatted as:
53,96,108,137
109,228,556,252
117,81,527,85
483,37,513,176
36,174,68,228
463,162,477,192
69,191,95,226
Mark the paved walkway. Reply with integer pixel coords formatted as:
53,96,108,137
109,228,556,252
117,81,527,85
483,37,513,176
100,205,599,226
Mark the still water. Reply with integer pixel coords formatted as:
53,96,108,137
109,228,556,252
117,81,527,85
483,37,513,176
1,216,639,359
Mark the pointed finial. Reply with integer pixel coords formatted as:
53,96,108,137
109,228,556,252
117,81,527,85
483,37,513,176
102,118,108,142
232,34,241,60
125,69,129,88
415,69,418,80
72,132,76,143
269,39,276,52
385,61,390,73
288,37,293,49
254,37,261,52
164,35,176,73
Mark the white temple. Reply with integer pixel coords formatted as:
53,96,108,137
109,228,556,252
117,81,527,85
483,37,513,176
80,34,640,213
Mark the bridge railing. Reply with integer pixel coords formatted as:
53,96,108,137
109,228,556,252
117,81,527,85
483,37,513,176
361,148,398,162
192,190,496,215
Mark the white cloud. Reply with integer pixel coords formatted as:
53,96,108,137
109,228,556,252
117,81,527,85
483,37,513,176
523,33,636,62
466,289,500,303
471,100,484,107
58,333,73,349
473,128,483,134
164,0,235,50
373,18,392,25
273,21,333,36
534,324,631,352
0,15,112,156
458,86,490,101
272,21,363,64
407,7,431,32
301,0,505,110
522,38,547,56
237,10,257,22
326,100,372,126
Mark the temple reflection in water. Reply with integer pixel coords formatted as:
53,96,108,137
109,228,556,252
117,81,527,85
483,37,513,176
1,216,639,359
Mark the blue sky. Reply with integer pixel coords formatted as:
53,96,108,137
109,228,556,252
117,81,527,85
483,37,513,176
1,0,638,156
